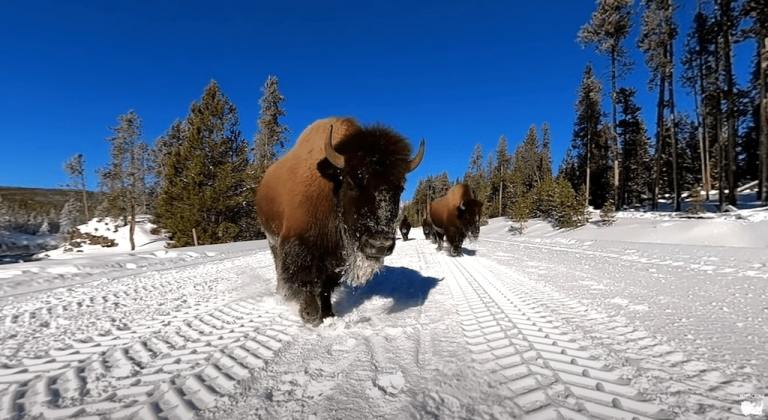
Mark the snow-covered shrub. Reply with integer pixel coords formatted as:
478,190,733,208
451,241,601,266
599,199,616,226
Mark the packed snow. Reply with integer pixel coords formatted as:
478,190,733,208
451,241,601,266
0,212,766,419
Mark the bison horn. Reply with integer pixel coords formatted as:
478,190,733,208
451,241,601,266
325,125,345,169
407,139,425,172
459,200,466,211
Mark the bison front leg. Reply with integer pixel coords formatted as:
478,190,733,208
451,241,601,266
277,239,325,326
434,230,445,251
320,272,340,319
446,230,466,257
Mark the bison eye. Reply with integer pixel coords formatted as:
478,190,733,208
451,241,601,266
345,177,364,192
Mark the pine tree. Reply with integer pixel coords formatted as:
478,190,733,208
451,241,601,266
38,218,50,235
639,0,680,211
432,172,452,197
99,111,149,251
717,0,740,206
59,198,83,234
514,125,542,191
0,196,10,231
579,0,634,208
540,122,553,180
490,135,512,216
154,81,252,246
63,153,90,221
682,4,717,200
616,88,652,207
252,75,288,185
742,0,767,203
565,64,612,208
464,144,491,220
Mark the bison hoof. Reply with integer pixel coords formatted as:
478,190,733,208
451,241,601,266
450,248,462,257
299,294,322,326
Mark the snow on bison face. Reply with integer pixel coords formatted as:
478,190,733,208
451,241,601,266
459,198,483,241
320,125,424,261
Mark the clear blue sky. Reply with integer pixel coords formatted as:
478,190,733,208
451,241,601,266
0,1,754,199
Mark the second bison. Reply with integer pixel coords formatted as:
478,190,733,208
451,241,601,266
429,184,483,256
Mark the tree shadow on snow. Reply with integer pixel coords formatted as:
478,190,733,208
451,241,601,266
333,266,441,316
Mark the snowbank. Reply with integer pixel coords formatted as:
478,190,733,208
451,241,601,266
36,215,169,260
486,206,768,248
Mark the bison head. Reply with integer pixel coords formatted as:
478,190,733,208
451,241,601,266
320,124,424,266
458,198,483,241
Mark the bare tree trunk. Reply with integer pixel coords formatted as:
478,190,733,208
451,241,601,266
586,124,592,208
129,196,136,251
498,178,504,216
760,36,767,204
668,42,681,212
693,80,707,197
721,0,738,207
80,180,90,221
653,76,667,211
714,31,726,211
697,0,712,200
611,49,620,209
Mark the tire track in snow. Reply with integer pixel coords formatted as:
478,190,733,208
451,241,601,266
0,253,302,419
482,237,768,279
442,252,679,419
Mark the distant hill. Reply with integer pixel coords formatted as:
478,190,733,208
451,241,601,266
0,186,99,215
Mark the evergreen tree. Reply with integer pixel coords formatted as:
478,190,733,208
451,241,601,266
38,218,50,235
432,172,452,197
0,196,10,231
578,0,634,208
716,0,740,206
514,125,543,191
489,135,512,216
564,64,612,208
63,153,90,221
540,122,553,180
59,198,83,234
99,111,150,250
682,4,718,200
616,88,652,207
154,81,252,247
742,0,767,203
464,144,491,220
252,75,288,185
639,0,680,210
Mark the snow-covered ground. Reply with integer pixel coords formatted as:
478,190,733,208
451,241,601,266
36,216,168,260
0,214,766,419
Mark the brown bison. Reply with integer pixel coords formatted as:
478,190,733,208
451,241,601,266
422,217,434,242
255,117,424,325
429,184,483,256
399,215,412,241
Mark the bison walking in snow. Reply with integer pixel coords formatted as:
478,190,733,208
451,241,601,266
399,215,412,241
429,184,483,256
255,117,425,325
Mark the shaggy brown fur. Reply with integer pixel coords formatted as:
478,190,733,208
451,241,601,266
429,184,483,256
256,117,423,325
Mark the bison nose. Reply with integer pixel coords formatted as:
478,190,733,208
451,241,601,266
364,237,395,257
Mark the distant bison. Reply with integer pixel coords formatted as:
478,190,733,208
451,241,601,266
399,215,412,241
255,117,425,325
429,184,483,256
422,217,434,242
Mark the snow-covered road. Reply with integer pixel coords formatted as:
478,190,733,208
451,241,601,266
0,222,766,419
